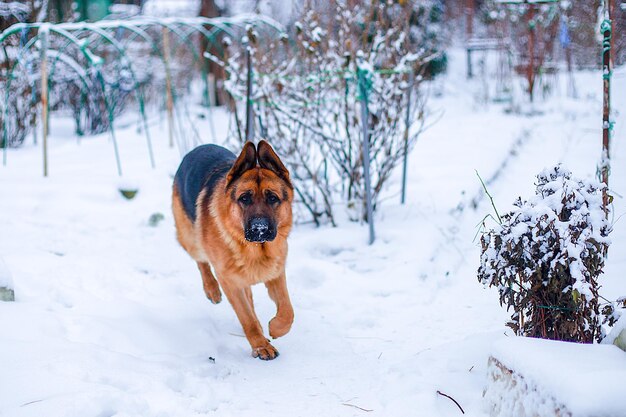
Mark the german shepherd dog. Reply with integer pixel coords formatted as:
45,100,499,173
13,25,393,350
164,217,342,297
172,140,294,360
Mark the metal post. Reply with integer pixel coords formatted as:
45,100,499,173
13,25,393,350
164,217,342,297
206,73,217,143
95,69,122,176
245,47,254,142
401,71,413,205
466,0,474,79
40,28,49,177
601,13,612,216
609,0,615,70
358,68,375,245
565,41,575,98
162,27,175,148
257,102,268,139
207,74,217,108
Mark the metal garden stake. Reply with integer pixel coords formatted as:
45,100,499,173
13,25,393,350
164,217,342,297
601,5,612,217
401,70,413,205
245,47,254,142
162,27,175,148
358,68,375,245
40,27,49,177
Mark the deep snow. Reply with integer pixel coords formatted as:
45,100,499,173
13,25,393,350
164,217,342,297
487,337,626,417
0,48,625,416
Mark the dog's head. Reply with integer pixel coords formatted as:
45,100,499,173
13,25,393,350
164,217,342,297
225,140,293,243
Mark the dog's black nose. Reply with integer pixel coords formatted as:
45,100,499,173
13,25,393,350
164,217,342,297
245,217,276,242
251,218,269,233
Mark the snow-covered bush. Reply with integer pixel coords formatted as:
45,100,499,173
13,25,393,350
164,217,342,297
223,0,443,225
478,165,612,343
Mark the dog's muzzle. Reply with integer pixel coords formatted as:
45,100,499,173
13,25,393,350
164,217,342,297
245,217,276,243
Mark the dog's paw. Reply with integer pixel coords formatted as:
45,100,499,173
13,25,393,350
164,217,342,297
203,284,222,304
269,316,293,339
252,341,279,360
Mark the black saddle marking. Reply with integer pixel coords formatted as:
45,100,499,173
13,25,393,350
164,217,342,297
174,144,237,222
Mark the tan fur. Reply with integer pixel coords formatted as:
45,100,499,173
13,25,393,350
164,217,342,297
172,141,294,360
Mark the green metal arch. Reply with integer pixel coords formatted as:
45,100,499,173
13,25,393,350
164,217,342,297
225,14,286,36
1,15,287,166
0,22,32,43
69,24,155,167
100,23,163,59
133,18,203,65
170,19,232,56
2,24,122,172
132,18,218,115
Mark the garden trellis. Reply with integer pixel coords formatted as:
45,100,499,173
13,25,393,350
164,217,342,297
0,14,285,176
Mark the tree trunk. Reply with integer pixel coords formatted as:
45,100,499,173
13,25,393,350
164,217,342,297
466,0,474,40
199,0,224,106
527,5,536,103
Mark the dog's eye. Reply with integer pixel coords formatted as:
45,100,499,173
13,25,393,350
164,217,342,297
266,192,280,205
238,193,253,206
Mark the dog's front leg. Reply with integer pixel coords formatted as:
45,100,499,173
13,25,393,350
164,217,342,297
197,262,222,304
221,281,279,360
266,272,294,339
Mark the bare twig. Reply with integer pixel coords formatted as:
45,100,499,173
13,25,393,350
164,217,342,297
436,390,465,414
20,399,44,407
342,403,373,412
475,170,502,224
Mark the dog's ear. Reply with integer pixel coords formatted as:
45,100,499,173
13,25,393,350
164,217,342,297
226,141,257,188
257,140,292,188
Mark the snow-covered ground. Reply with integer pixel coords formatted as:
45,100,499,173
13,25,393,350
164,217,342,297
486,337,626,417
1,48,625,416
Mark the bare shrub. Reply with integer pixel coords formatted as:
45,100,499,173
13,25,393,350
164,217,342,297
0,1,46,148
223,1,442,225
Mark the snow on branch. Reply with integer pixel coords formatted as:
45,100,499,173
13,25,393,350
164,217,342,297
222,0,445,225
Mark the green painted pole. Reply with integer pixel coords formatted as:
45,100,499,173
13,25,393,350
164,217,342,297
40,28,49,177
162,27,175,148
358,67,375,245
401,70,413,205
245,47,254,142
